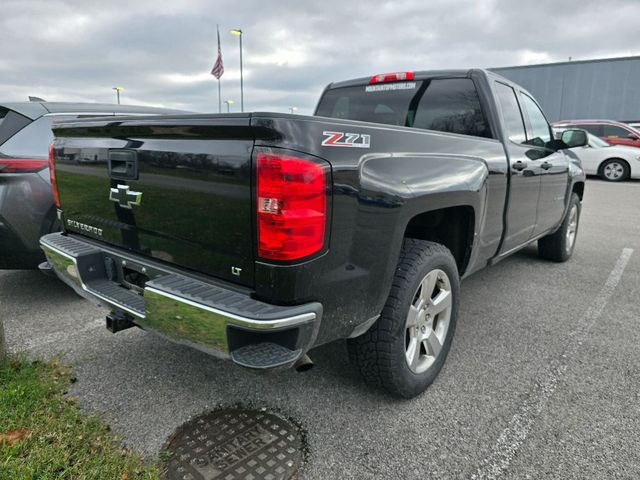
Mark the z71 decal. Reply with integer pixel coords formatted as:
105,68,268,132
322,131,370,148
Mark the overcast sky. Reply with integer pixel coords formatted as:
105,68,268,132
2,0,639,114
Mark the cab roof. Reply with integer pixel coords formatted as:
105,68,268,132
328,69,478,89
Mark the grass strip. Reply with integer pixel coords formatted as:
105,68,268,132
0,357,160,479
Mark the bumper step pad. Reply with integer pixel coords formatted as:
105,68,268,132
85,279,145,317
230,342,302,369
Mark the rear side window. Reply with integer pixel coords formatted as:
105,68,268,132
602,124,631,138
0,109,32,146
0,116,55,158
494,82,526,144
316,78,493,138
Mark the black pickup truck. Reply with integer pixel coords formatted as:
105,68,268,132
40,69,587,397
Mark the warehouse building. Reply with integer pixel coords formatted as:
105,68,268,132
491,55,640,123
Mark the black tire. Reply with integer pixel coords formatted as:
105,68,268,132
538,193,581,262
347,239,459,398
599,158,630,182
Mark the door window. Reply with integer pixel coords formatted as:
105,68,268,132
494,82,526,144
411,78,492,138
602,124,631,138
574,124,603,136
520,93,551,148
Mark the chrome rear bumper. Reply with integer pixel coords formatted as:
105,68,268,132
40,232,322,369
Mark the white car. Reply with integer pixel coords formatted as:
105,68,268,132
568,132,640,182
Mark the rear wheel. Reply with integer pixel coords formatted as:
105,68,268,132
600,159,629,182
347,239,459,398
538,193,581,262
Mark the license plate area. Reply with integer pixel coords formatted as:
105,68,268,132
104,255,151,296
121,266,149,295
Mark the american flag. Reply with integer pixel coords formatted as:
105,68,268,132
211,26,224,79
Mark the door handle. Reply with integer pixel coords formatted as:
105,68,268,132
512,160,527,171
540,161,552,170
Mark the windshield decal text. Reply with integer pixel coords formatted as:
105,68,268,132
365,82,417,92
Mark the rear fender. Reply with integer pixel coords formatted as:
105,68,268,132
358,152,488,305
359,151,487,228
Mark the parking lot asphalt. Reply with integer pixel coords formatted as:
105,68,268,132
2,178,640,479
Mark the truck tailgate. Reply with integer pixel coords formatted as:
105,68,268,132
52,115,257,287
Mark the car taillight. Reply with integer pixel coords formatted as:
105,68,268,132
0,159,48,173
256,150,328,261
48,144,60,208
369,71,415,84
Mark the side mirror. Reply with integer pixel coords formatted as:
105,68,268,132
561,129,588,148
628,133,639,140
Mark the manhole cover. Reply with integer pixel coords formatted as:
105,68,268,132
162,408,304,480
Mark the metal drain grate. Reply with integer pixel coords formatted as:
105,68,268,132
162,408,304,480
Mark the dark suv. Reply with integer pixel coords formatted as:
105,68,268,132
0,101,188,268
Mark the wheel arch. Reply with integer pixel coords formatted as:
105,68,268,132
572,181,585,201
403,205,476,276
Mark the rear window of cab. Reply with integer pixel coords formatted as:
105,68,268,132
316,78,493,139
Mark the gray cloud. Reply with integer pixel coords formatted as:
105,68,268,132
2,0,639,114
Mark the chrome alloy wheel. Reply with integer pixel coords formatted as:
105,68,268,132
603,161,624,180
566,204,578,254
405,269,452,374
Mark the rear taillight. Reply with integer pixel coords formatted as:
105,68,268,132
256,150,328,261
48,144,60,208
0,159,48,173
369,71,415,84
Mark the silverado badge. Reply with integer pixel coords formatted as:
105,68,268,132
109,184,142,209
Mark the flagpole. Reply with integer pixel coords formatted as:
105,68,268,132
217,24,221,113
211,25,224,111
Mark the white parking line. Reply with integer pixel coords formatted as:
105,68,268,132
10,318,104,353
472,247,634,480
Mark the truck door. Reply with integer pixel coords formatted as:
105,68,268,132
493,81,544,253
518,92,569,237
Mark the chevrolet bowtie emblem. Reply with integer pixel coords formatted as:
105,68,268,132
109,184,142,209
